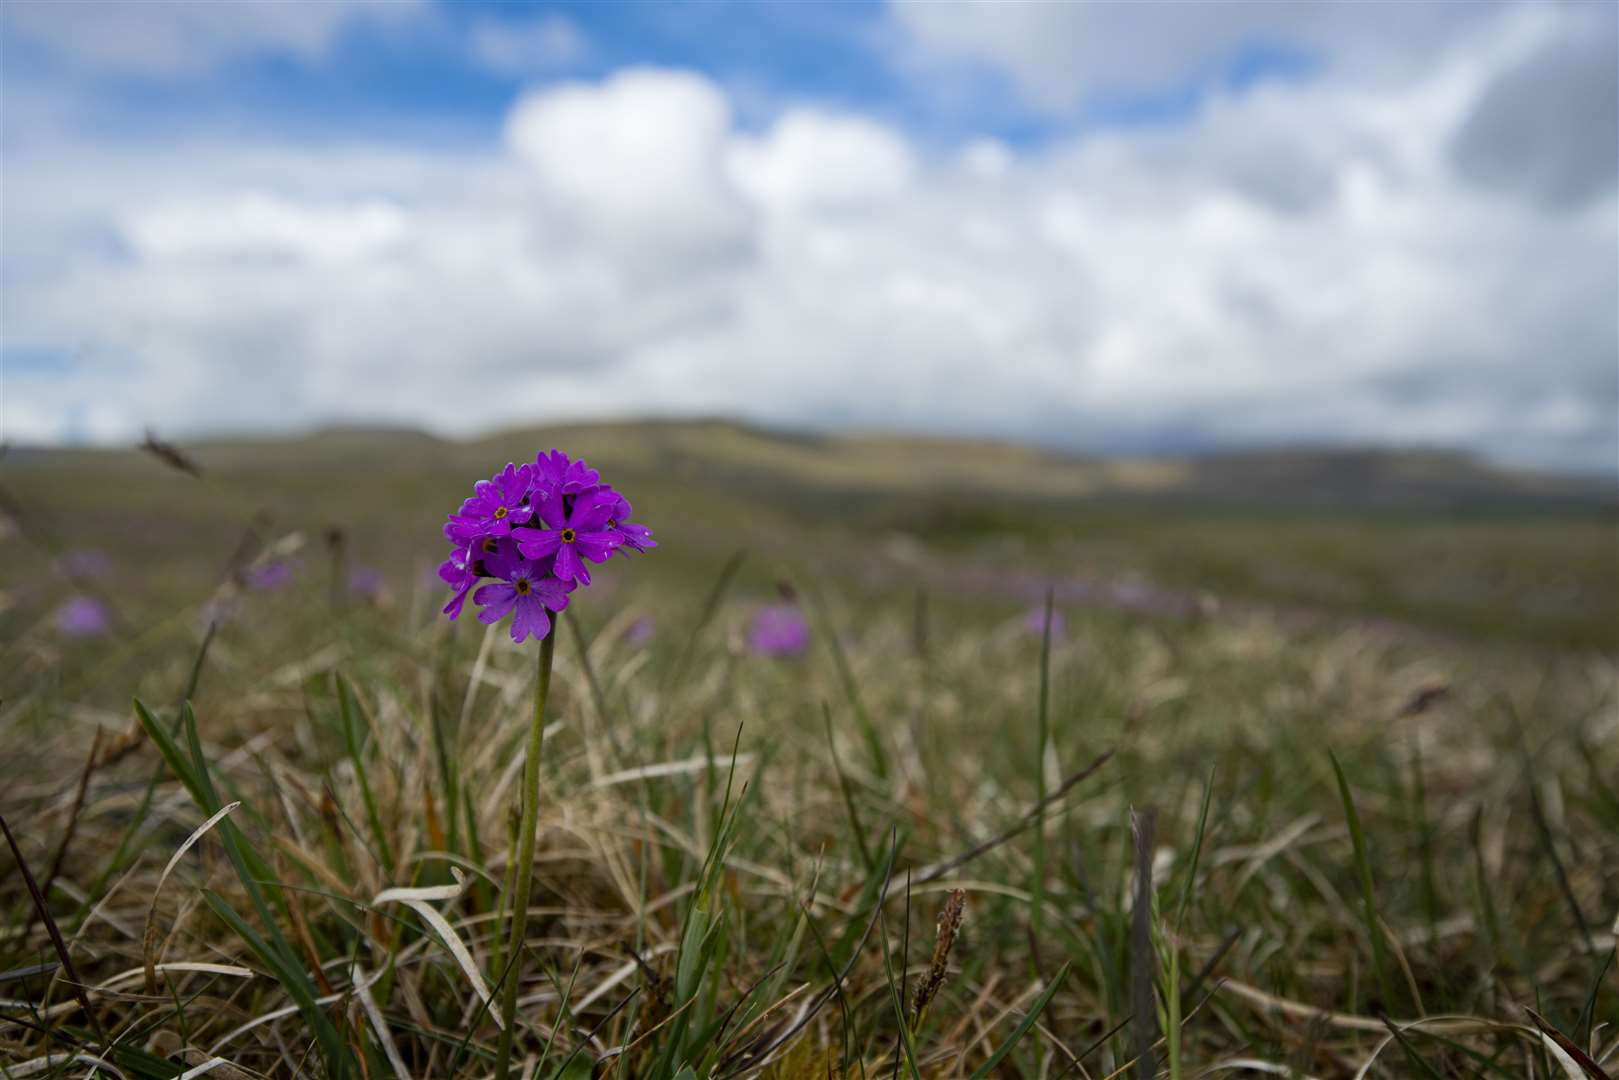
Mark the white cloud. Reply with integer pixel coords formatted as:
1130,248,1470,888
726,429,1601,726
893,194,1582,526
4,30,1615,468
469,14,588,76
729,111,915,212
888,0,1512,110
2,0,423,77
504,69,752,264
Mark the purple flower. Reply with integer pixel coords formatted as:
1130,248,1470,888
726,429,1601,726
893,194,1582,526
747,603,809,658
461,463,536,538
534,448,600,495
513,487,621,586
439,450,652,644
605,493,656,554
348,566,386,597
56,595,110,637
1023,605,1067,641
246,560,294,591
440,536,525,614
622,614,655,645
473,561,572,644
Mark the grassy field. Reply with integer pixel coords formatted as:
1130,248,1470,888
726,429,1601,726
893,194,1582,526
1,422,1615,1078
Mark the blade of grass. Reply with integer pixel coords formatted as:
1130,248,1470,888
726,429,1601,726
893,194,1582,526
1129,808,1158,1080
0,812,106,1047
823,703,875,874
800,579,887,780
201,890,351,1078
1168,773,1214,1080
1032,588,1054,962
1329,751,1400,1014
1526,1007,1613,1080
335,672,394,876
965,963,1071,1080
876,883,922,1080
663,548,745,694
1378,1017,1449,1080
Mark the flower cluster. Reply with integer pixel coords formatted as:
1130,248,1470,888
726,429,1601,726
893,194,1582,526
439,449,654,643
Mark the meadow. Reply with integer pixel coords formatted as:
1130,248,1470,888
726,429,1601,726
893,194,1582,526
2,421,1615,1079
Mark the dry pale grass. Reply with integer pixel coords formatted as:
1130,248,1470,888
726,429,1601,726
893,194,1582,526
2,551,1615,1079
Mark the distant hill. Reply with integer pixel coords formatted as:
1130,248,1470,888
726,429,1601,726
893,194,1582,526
4,418,1613,515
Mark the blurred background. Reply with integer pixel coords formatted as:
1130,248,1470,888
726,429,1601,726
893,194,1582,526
2,11,1617,1070
4,0,1616,466
2,0,1616,663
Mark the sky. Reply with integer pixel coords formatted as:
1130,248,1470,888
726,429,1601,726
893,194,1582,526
2,0,1615,471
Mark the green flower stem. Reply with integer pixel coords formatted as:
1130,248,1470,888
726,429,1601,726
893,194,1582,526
494,622,557,1080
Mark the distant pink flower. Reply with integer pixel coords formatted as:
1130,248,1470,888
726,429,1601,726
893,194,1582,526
246,560,294,591
622,615,655,645
57,595,109,637
748,603,809,658
1023,605,1067,641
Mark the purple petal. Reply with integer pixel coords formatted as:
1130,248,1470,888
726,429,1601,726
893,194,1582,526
617,523,655,550
575,531,623,563
509,595,552,643
569,488,618,529
474,582,517,624
514,527,560,560
553,543,587,585
536,488,568,529
499,462,533,503
534,576,571,611
442,580,474,620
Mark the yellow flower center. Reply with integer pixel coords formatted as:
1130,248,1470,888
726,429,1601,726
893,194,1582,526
493,506,507,519
515,578,531,596
481,538,498,554
561,528,576,543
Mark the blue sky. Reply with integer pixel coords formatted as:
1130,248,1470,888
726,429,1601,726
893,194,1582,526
3,1,1615,469
2,2,1318,147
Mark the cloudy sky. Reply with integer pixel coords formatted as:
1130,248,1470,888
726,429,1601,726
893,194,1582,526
2,1,1615,470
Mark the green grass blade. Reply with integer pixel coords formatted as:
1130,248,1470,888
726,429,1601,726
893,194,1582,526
335,672,394,874
202,890,351,1078
823,703,875,874
965,962,1070,1080
1032,588,1054,954
1329,750,1401,1014
1379,1017,1449,1080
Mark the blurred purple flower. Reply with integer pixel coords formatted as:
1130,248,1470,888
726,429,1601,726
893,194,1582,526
57,549,111,579
348,565,386,597
57,595,110,637
246,560,294,591
747,603,810,658
622,614,655,645
1023,605,1067,641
